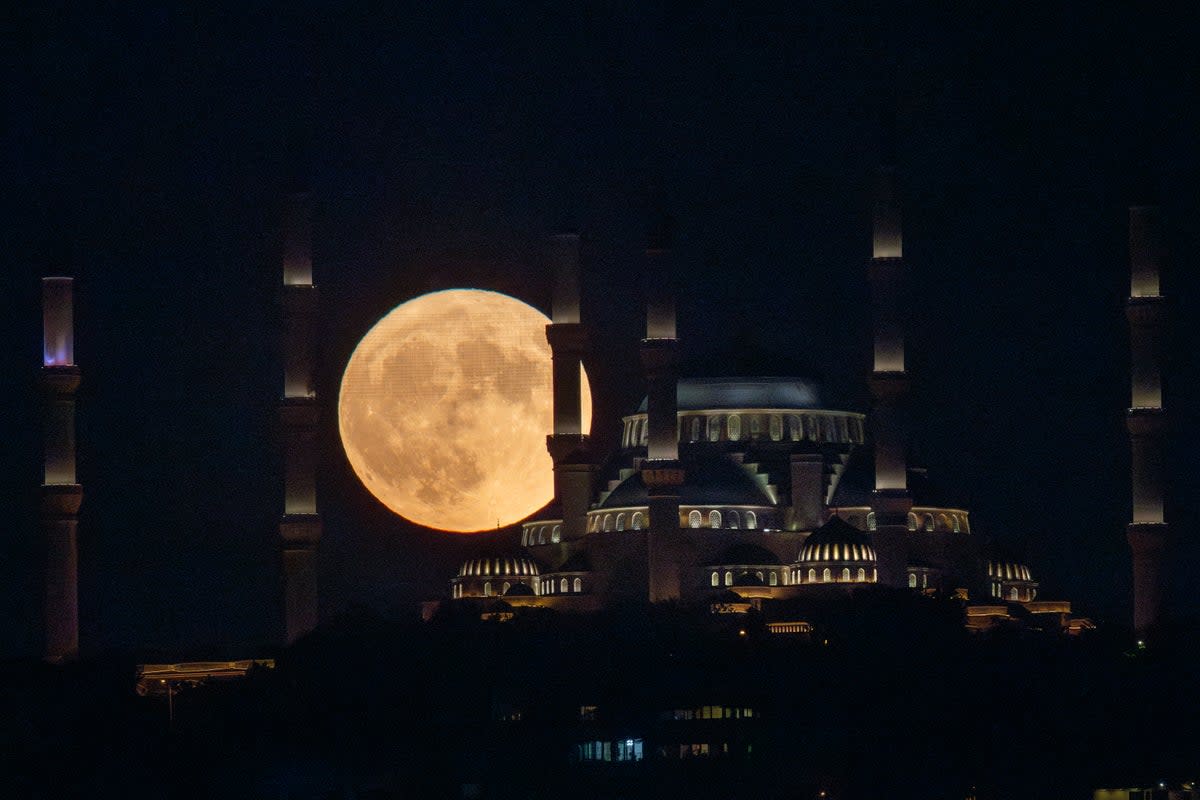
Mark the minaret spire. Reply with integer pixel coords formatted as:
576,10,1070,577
279,192,322,643
41,276,82,662
545,231,592,543
868,150,913,588
640,190,684,602
1125,204,1169,633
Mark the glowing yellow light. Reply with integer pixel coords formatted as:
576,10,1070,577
338,289,593,532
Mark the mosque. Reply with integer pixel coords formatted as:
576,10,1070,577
427,163,1156,636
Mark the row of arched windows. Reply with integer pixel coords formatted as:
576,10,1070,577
687,509,757,530
523,524,562,546
622,413,865,448
588,509,760,532
790,567,875,584
541,576,583,595
853,510,968,533
710,569,784,587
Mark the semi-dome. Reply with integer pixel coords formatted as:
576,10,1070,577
598,451,774,509
798,517,877,564
457,556,541,579
637,377,825,413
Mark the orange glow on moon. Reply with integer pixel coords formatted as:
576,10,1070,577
338,289,593,532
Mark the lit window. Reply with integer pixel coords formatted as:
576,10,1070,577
538,527,546,545
616,513,626,531
866,512,877,531
728,511,740,529
573,577,582,593
769,572,778,586
484,581,493,597
857,567,866,582
756,571,764,581
937,514,949,531
639,420,648,445
561,578,569,593
788,415,802,442
724,571,733,587
769,415,782,441
841,568,850,582
689,510,702,529
501,581,510,594
727,414,741,441
616,739,644,762
631,512,644,530
604,514,614,532
711,572,719,587
745,511,757,530
908,573,917,588
822,568,831,583
924,514,934,532
749,415,761,439
952,516,961,533
707,416,721,442
907,513,918,531
709,510,722,528
690,417,700,442
808,568,816,583
1009,587,1018,601
922,573,928,588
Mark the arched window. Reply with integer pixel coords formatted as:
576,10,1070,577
690,417,700,442
756,571,764,581
552,525,561,543
616,513,626,531
866,512,877,531
639,419,648,445
769,415,783,441
538,528,546,545
952,516,961,533
709,510,722,528
724,571,733,587
749,416,761,439
803,415,817,441
924,514,935,532
788,415,802,442
769,572,778,586
727,511,740,529
1009,587,1018,601
711,572,719,587
857,568,866,582
745,511,757,530
807,568,816,583
707,416,721,442
484,581,493,597
603,514,614,532
937,514,950,531
822,568,832,583
561,578,569,593
841,568,850,582
727,415,741,441
921,573,928,588
502,581,511,594
689,510,703,529
908,573,917,588
573,578,582,593
907,513,918,531
631,512,644,530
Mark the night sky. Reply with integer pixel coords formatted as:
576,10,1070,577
3,5,1197,657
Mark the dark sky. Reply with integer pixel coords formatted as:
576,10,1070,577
3,4,1197,656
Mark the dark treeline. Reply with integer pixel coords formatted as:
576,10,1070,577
2,595,1197,799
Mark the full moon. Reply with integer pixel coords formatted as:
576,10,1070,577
338,289,593,533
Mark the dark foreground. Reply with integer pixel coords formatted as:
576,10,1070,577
2,594,1197,799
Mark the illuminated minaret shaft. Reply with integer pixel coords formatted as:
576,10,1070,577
868,163,912,588
545,233,592,542
279,193,321,643
640,208,683,603
41,277,81,662
1126,205,1169,633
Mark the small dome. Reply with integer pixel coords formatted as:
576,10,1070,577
457,555,541,579
987,560,1034,583
711,543,781,566
504,582,535,597
799,517,877,563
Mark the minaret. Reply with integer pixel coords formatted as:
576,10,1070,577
545,232,592,541
41,277,82,662
1125,205,1169,633
639,203,684,603
279,192,322,643
867,161,913,588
